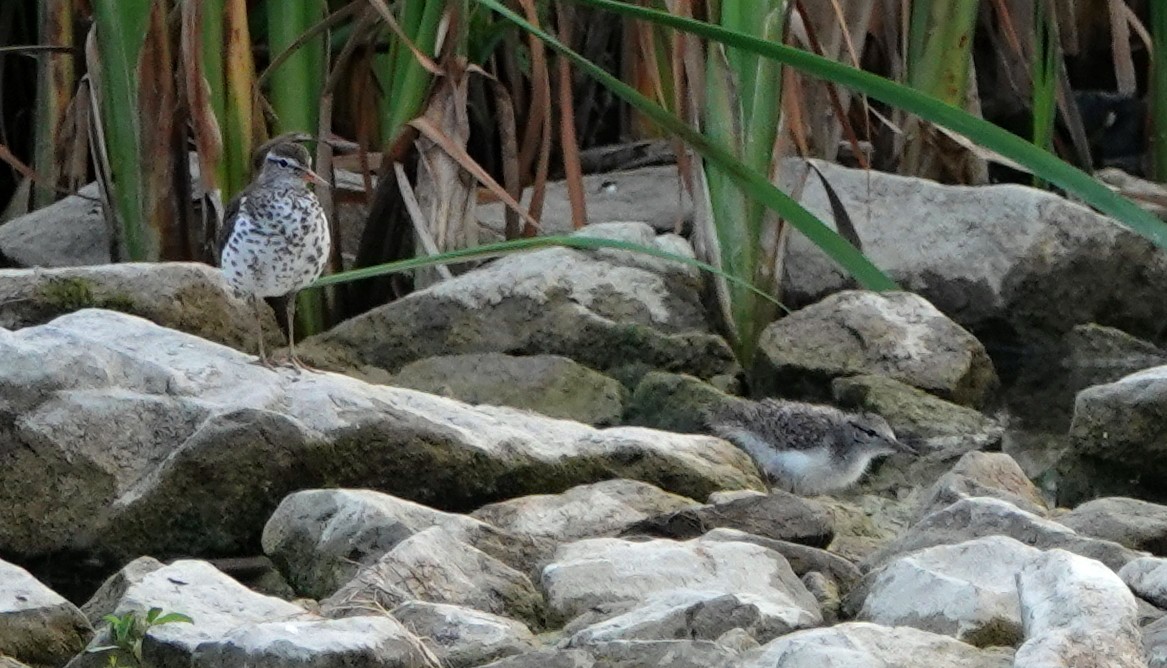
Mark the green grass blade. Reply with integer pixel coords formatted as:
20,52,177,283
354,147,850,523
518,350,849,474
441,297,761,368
556,0,1167,251
312,234,787,312
475,0,898,291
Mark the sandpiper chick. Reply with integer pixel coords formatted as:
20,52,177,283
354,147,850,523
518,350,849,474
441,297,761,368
217,141,331,370
705,398,916,495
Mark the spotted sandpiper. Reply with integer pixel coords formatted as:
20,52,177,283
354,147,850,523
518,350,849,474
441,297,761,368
705,398,917,495
217,141,331,370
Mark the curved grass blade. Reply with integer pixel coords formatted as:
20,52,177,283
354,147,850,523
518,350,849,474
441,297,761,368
310,234,789,313
474,0,898,291
556,0,1167,250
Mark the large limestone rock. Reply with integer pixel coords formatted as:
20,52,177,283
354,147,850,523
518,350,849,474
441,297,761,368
0,559,92,668
392,353,627,426
298,223,737,379
469,479,699,543
391,601,535,668
1119,556,1167,608
1014,549,1144,668
861,497,1142,573
781,158,1167,345
914,451,1048,520
188,616,437,668
852,536,1040,646
0,309,762,564
540,533,821,634
1061,365,1167,505
66,560,310,668
0,183,109,267
262,488,552,599
742,621,1014,668
752,290,998,407
620,490,834,548
321,526,546,627
1061,497,1167,554
0,262,282,353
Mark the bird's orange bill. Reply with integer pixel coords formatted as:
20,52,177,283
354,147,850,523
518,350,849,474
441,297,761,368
302,168,330,187
894,438,919,455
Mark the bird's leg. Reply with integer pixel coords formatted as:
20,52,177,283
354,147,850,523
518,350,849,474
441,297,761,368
284,292,320,373
250,295,275,369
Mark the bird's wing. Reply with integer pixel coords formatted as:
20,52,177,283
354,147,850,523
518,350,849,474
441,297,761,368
215,191,247,266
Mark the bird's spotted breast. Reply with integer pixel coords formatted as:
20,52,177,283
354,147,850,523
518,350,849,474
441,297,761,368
220,187,330,298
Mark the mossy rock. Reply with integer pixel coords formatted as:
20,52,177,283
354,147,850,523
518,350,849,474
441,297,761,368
623,371,734,434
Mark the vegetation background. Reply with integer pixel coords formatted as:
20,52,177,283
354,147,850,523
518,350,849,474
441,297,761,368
1,0,1166,364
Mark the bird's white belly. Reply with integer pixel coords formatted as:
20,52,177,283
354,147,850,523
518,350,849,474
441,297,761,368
763,446,875,495
221,210,330,298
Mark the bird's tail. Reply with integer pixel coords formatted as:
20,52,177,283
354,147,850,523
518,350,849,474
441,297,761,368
701,397,757,438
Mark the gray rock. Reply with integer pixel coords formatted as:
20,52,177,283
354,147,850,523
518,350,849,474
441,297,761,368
391,601,535,668
915,451,1047,520
831,374,1003,448
1062,366,1167,505
781,158,1167,346
0,559,92,668
1145,614,1167,667
698,527,861,591
298,223,737,379
1061,497,1167,554
477,648,595,668
263,488,552,599
0,309,761,562
392,353,627,426
0,263,283,353
188,615,437,668
321,526,545,628
623,371,729,433
0,183,109,267
66,560,309,668
752,290,998,408
743,621,1014,668
0,657,33,668
583,640,742,667
79,556,164,623
540,533,820,631
1121,557,1167,609
1015,549,1144,668
853,536,1040,646
861,497,1143,573
470,479,699,543
620,489,834,548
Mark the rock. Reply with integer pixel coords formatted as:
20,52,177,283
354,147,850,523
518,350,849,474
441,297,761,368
1015,549,1144,668
800,571,842,625
0,183,109,267
470,479,699,543
620,490,834,548
816,494,917,564
79,556,164,622
66,560,308,668
852,536,1040,646
862,497,1143,573
781,158,1167,345
392,353,627,426
477,648,595,668
742,621,1014,667
477,166,693,238
0,657,32,668
391,601,535,668
1120,557,1167,608
0,309,761,563
188,615,437,668
0,559,92,668
263,488,552,599
915,451,1047,520
1004,323,1167,436
540,533,820,631
1061,365,1167,505
321,526,545,627
298,223,737,379
622,371,728,433
566,589,802,646
752,290,998,407
0,263,283,353
831,374,1003,449
1061,497,1167,554
698,528,861,591
581,640,742,667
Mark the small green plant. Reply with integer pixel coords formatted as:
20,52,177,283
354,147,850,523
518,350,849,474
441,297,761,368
87,607,193,668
